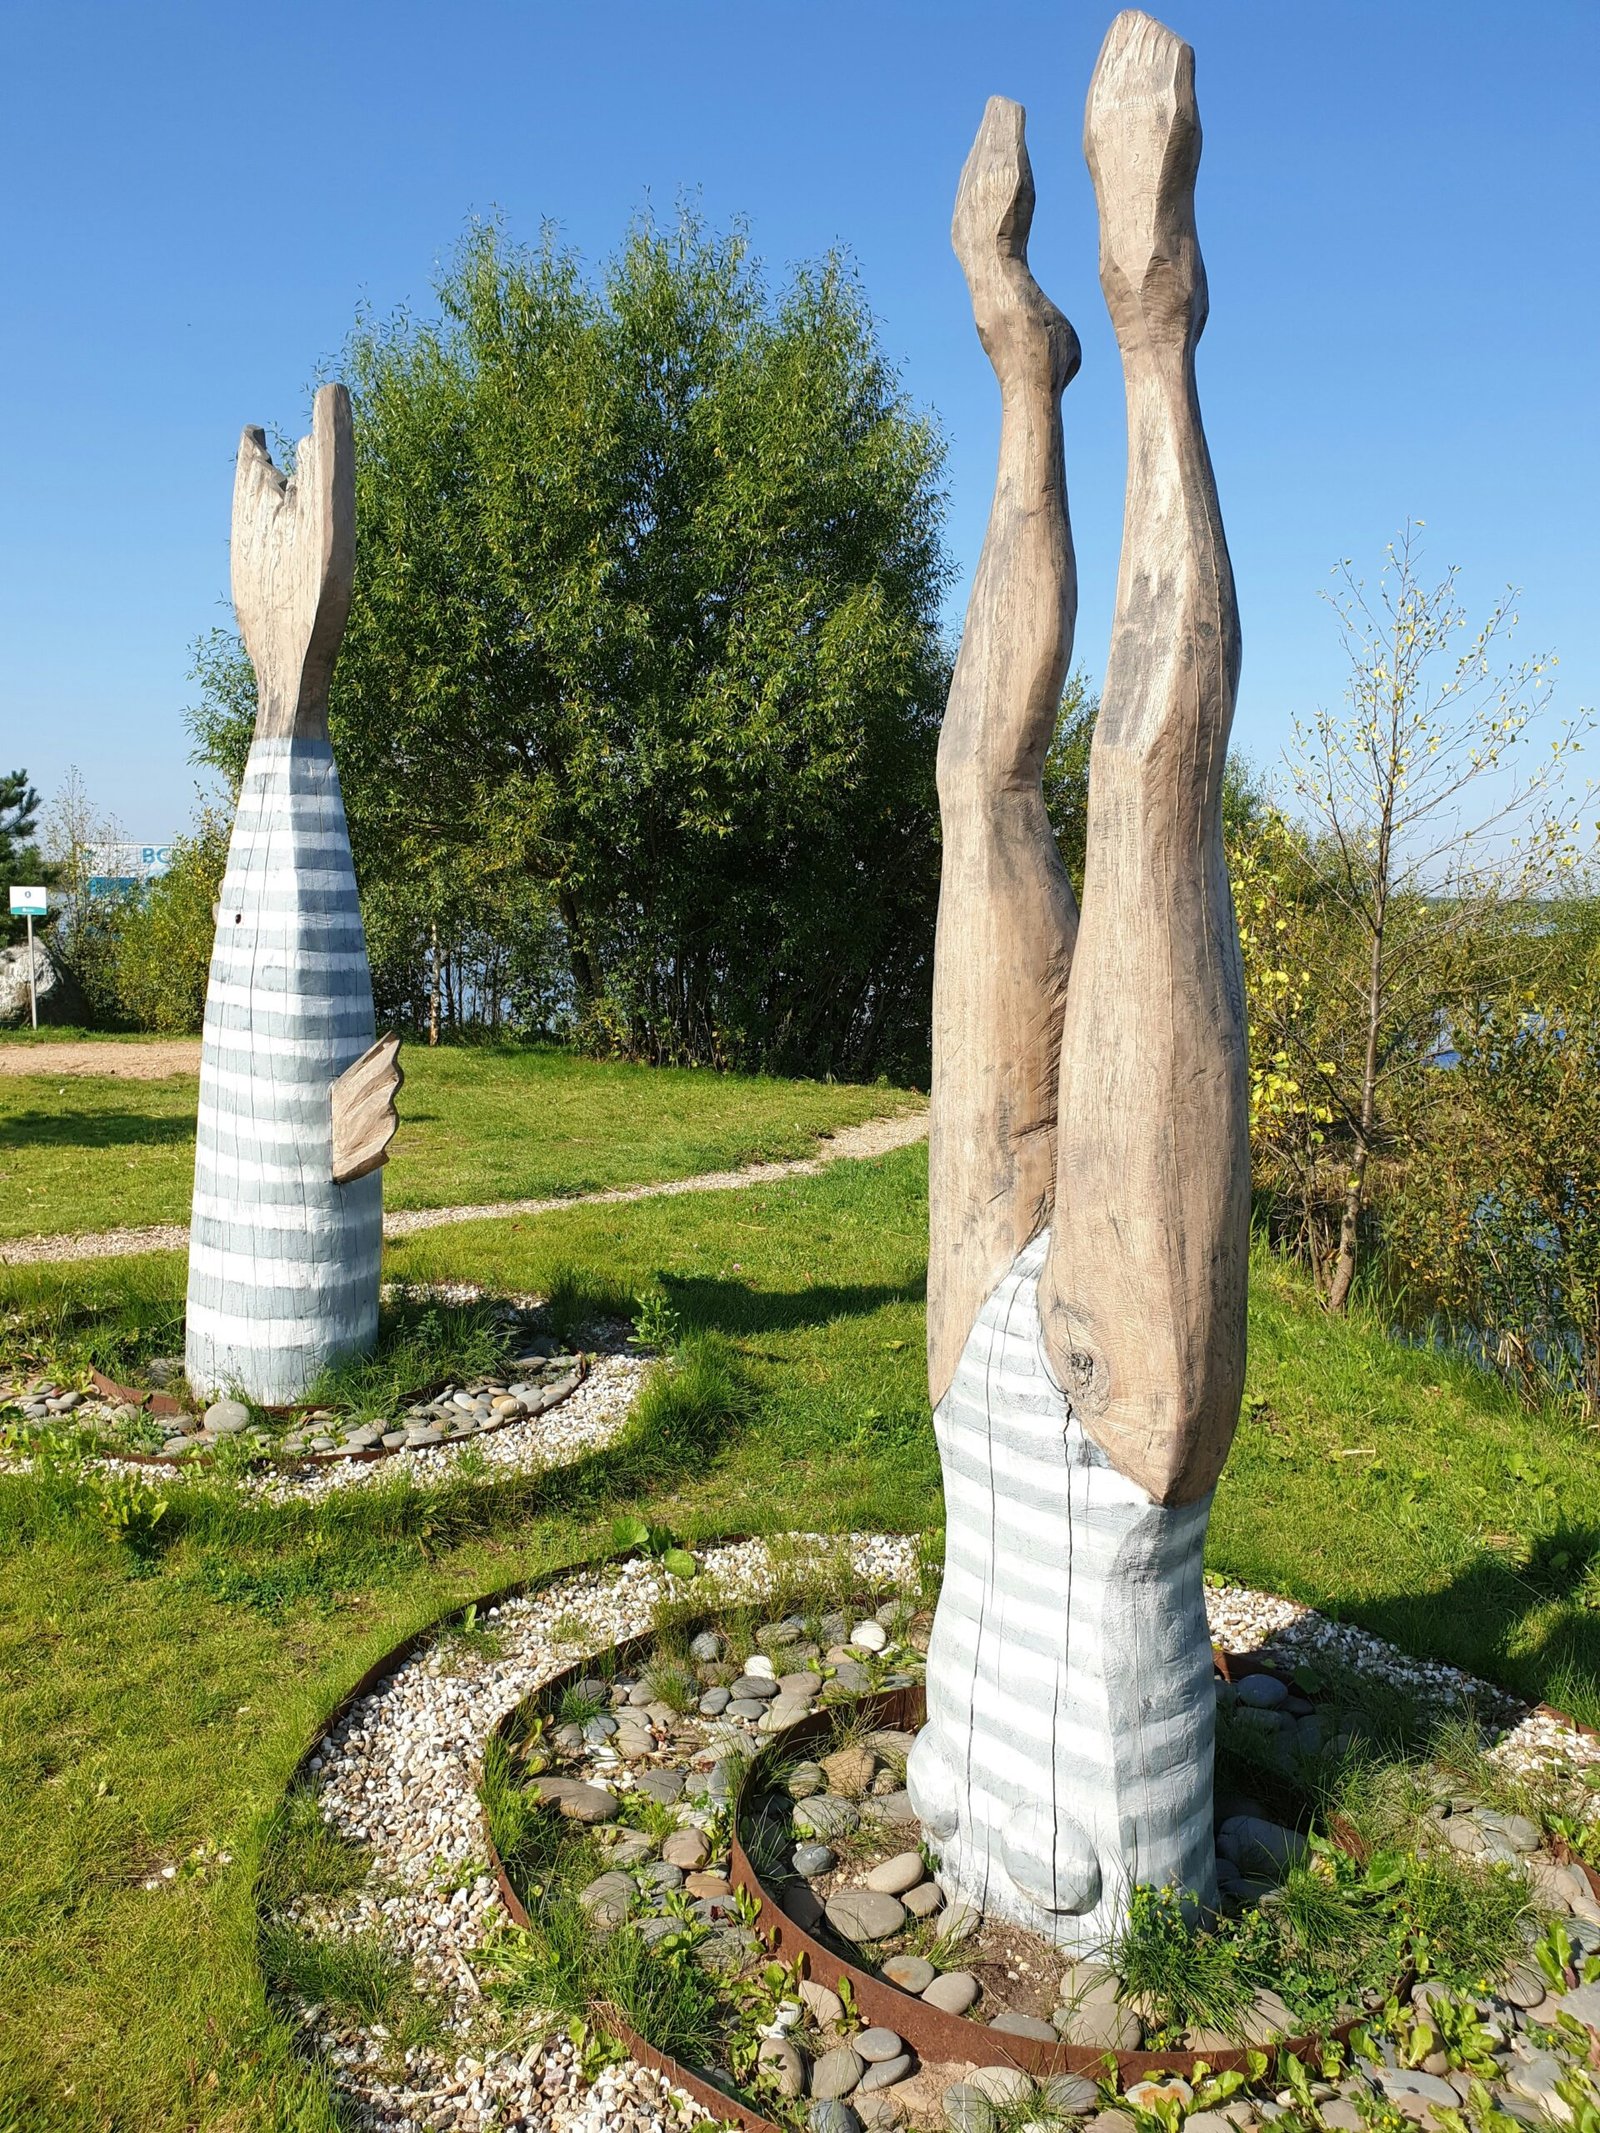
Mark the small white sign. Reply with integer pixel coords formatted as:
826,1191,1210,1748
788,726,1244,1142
8,886,47,917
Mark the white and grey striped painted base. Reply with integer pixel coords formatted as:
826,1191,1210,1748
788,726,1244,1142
185,735,382,1405
907,1233,1217,1951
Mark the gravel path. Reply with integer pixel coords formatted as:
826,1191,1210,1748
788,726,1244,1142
0,1110,929,1266
268,1547,1600,2132
0,1038,200,1078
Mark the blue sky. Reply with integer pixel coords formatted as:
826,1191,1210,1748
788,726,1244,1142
1,0,1595,841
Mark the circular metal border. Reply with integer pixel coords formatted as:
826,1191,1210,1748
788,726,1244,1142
85,1355,587,1467
272,1557,1600,2133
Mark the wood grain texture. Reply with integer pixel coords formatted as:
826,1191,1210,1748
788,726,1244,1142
1038,10,1249,1507
231,383,355,743
330,1032,403,1185
927,95,1081,1413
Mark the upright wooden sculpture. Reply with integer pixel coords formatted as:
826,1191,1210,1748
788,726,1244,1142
185,385,401,1405
910,12,1247,1949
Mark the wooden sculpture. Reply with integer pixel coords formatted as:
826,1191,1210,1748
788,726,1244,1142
909,11,1247,1949
185,385,401,1405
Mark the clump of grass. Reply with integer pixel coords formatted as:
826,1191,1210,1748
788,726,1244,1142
259,1784,373,1908
540,1264,635,1349
640,1660,698,1714
556,1684,608,1728
1109,1884,1269,2041
259,1921,408,2023
299,1299,506,1423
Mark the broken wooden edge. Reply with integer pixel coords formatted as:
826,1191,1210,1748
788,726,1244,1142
331,1031,403,1186
83,1356,586,1469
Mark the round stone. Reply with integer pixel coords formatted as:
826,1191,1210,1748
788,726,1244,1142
727,1698,769,1721
778,1672,823,1700
865,1850,925,1895
699,1686,731,1716
882,1954,936,1994
825,1889,906,1941
795,1797,860,1840
902,1880,945,1919
744,1653,776,1680
661,1828,710,1870
534,1778,617,1823
1040,2076,1099,2115
971,2069,1031,2106
855,2028,904,2063
989,2011,1057,2042
380,1430,408,1449
578,1871,633,1925
943,2083,995,2133
936,1901,981,1943
759,2036,808,2099
859,2055,912,2093
812,2045,865,2100
690,1630,724,1663
811,2105,861,2133
1235,1671,1290,1708
634,1768,686,1804
204,1399,250,1434
1059,2000,1141,2050
922,1970,980,2015
851,1619,888,1652
801,1979,845,2026
793,1844,836,1878
731,1673,779,1701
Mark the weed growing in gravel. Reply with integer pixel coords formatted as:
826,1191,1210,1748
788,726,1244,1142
260,1784,375,1907
260,1920,424,2031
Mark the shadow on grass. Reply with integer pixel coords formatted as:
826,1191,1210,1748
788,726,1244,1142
1349,1519,1600,1722
1,1106,193,1149
657,1271,925,1340
0,1332,759,1614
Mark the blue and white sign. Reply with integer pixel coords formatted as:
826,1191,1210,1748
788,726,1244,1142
8,885,47,917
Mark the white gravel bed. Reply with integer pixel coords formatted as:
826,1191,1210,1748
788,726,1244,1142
1204,1577,1600,1779
278,1534,920,2132
0,1351,649,1505
274,1537,1600,2131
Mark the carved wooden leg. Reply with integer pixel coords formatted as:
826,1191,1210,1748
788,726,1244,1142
1039,11,1249,1512
915,12,1243,1949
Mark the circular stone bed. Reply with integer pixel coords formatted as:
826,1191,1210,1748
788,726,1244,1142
264,1541,1600,2133
0,1287,650,1497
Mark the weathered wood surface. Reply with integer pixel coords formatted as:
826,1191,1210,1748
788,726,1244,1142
1039,10,1248,1508
331,1032,404,1185
186,386,382,1404
927,95,1081,1413
911,13,1242,1947
231,382,356,742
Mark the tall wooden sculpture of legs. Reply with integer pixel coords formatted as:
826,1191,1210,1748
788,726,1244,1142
909,12,1247,1951
186,385,400,1406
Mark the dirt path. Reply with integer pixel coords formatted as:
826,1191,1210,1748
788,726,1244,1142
0,1110,929,1266
0,1039,200,1079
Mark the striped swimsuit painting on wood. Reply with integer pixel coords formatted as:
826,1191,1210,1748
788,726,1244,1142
185,386,400,1406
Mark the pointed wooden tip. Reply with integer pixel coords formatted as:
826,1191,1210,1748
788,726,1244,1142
952,96,1080,389
952,96,1034,275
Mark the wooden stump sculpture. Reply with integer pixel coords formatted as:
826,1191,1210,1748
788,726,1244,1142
908,12,1247,1949
185,385,401,1405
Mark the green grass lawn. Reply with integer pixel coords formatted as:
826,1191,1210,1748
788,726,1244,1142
3,1137,1598,2127
0,1040,919,1241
